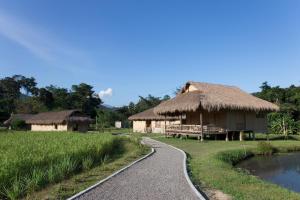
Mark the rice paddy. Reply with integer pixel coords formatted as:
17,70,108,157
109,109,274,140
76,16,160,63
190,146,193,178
0,131,130,199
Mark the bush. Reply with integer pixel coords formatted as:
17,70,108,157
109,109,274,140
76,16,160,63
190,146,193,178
257,141,275,155
11,119,27,130
268,112,297,136
216,149,253,165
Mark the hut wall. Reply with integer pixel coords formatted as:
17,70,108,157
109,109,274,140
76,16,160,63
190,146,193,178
31,124,68,131
185,110,268,133
133,121,147,133
151,120,181,134
226,111,268,133
185,84,198,93
185,110,226,127
245,112,268,133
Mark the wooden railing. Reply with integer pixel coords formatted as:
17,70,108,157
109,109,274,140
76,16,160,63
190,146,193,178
166,124,226,134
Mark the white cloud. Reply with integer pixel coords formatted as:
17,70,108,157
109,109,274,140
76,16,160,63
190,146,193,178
99,88,113,98
0,10,95,72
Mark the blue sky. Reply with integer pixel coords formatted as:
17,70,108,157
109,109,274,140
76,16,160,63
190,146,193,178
0,0,299,106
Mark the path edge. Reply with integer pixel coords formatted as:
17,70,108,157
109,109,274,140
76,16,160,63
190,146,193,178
149,137,207,200
67,143,155,200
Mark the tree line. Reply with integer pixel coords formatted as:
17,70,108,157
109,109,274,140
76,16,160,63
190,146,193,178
0,75,101,123
0,75,170,129
2,75,299,134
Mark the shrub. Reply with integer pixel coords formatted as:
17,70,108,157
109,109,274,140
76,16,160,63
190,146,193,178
257,141,275,155
216,149,253,165
11,119,27,130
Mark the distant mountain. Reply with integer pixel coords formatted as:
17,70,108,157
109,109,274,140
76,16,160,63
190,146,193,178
98,104,116,110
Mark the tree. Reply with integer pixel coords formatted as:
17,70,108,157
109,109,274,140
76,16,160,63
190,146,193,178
71,83,102,117
11,119,27,130
268,113,297,139
255,82,300,134
46,85,72,109
12,75,38,96
0,77,21,114
38,88,54,109
15,98,47,114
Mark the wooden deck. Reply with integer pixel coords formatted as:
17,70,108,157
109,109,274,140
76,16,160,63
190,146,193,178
165,124,226,135
165,124,255,141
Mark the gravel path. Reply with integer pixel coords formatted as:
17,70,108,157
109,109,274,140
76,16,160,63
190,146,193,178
74,137,203,200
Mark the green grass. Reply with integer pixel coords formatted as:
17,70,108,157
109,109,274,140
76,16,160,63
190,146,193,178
152,135,300,200
0,131,147,199
25,136,149,200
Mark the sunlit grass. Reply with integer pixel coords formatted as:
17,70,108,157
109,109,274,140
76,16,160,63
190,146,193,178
0,131,129,199
154,135,300,200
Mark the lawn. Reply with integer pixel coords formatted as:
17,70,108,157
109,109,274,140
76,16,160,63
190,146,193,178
0,131,148,200
152,135,300,200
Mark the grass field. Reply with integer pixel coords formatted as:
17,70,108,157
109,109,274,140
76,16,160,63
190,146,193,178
152,134,300,200
0,131,147,200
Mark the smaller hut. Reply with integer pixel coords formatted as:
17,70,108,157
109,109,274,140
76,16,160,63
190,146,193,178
26,110,93,132
128,108,180,133
3,114,35,130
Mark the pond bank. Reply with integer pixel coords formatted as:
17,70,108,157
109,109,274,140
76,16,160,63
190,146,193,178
237,152,300,193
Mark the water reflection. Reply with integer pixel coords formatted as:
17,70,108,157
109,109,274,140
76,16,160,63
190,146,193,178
237,152,300,193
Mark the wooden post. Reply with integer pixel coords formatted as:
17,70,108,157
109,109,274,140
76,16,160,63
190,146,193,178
180,114,183,130
239,131,244,141
164,115,167,137
253,132,256,141
226,132,229,142
200,110,204,142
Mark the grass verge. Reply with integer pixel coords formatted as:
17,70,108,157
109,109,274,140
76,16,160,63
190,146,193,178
24,136,149,199
152,135,300,200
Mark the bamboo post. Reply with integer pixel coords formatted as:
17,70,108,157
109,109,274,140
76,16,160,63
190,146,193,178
200,110,204,142
239,131,244,141
180,114,183,130
164,115,167,137
226,132,229,142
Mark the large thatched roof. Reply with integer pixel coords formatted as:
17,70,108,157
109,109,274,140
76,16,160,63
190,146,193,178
128,108,178,121
154,81,279,115
3,114,35,126
26,110,93,125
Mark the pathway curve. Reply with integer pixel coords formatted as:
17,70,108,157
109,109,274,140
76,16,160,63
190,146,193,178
73,137,204,200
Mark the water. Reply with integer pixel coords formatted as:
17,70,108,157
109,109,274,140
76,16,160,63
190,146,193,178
237,152,300,193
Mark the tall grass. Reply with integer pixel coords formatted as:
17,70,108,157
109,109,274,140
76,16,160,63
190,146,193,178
0,132,123,199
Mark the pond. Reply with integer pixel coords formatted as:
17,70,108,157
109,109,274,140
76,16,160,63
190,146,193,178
237,152,300,193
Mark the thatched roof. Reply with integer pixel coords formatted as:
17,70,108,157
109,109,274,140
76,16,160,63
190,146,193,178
154,81,279,115
128,108,178,121
3,114,35,126
26,110,92,125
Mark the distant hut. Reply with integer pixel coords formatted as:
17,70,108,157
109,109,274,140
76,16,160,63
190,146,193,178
26,110,93,132
128,108,180,133
3,114,34,130
154,81,279,140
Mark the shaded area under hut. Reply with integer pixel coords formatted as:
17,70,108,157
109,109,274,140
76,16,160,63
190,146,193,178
128,108,180,133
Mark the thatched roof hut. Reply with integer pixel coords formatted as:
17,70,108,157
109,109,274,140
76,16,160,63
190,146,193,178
3,114,35,126
154,81,279,115
27,110,93,125
128,108,178,121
